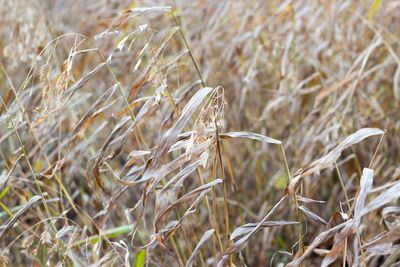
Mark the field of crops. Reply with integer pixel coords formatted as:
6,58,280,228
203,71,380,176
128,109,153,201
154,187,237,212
0,1,399,266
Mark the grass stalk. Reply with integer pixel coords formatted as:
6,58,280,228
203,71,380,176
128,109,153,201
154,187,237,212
171,10,205,88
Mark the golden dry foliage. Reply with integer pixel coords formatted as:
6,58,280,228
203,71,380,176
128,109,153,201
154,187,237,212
0,0,400,266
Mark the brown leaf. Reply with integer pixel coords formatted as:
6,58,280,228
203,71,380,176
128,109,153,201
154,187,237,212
315,71,357,105
127,70,151,102
71,84,117,139
31,113,52,127
186,229,215,267
0,89,12,115
321,223,357,267
286,128,384,195
115,96,146,116
382,206,400,231
286,220,354,267
65,63,106,99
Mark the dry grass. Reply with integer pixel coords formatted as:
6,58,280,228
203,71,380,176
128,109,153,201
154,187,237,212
0,0,399,266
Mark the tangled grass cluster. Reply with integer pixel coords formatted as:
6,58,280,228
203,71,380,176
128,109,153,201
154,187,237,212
0,0,399,266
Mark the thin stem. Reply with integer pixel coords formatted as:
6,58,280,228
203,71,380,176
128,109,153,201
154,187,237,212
171,10,205,87
211,155,224,253
0,61,89,230
343,237,347,267
0,95,53,223
96,50,149,150
335,162,351,212
215,127,232,267
281,144,304,254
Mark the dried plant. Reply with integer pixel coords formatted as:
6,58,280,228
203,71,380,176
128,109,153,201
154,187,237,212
0,0,399,266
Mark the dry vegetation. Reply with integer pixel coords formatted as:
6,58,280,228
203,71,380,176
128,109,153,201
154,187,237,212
0,0,400,266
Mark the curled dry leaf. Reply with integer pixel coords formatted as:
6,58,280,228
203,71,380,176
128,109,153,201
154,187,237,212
89,116,131,189
296,196,326,204
152,87,213,166
217,196,287,265
362,228,400,256
354,168,374,225
127,6,172,18
326,211,348,230
156,161,199,213
158,190,209,244
382,206,400,230
116,142,206,186
394,64,400,101
220,131,281,145
286,220,355,267
125,150,151,167
115,96,149,116
299,205,327,225
320,222,357,267
315,71,358,105
291,169,374,266
56,226,77,239
71,84,117,140
65,63,106,100
360,180,400,218
155,178,223,230
230,221,298,241
185,229,215,267
286,128,384,195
